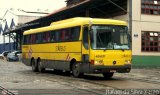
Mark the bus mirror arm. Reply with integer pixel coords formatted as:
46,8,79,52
127,33,132,49
128,34,132,42
82,54,89,63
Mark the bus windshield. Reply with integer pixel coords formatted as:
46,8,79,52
91,25,130,50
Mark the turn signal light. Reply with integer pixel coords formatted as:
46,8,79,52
125,60,131,64
91,60,94,65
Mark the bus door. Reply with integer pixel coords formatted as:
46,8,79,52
82,25,90,72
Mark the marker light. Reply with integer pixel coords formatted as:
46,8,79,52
91,60,94,65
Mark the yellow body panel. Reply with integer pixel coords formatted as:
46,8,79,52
22,42,82,61
90,50,132,66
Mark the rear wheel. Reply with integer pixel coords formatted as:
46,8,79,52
103,72,114,79
37,59,45,73
31,59,38,72
72,62,83,78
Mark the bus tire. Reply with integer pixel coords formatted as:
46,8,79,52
31,59,38,72
102,72,114,79
37,59,45,73
72,62,83,78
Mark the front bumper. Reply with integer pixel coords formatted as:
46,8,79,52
83,64,131,73
8,57,19,61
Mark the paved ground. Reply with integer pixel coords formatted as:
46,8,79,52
0,59,160,95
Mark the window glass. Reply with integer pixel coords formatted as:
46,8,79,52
56,26,80,42
65,29,71,41
142,31,160,52
91,25,130,50
55,31,60,42
83,26,89,49
71,27,80,41
60,30,65,41
36,33,42,43
32,34,36,44
27,35,31,44
50,31,56,42
42,32,46,42
46,32,50,42
42,32,50,43
23,35,27,44
141,0,160,15
24,26,81,44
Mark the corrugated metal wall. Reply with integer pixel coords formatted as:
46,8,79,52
0,43,15,53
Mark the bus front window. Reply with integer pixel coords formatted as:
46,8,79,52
91,25,130,50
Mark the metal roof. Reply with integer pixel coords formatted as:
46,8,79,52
3,0,127,35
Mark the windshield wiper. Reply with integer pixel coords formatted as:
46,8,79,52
114,44,125,52
121,48,125,52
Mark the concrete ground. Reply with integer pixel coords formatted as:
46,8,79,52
0,59,160,95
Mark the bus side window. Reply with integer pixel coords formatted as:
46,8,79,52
38,33,42,43
83,26,89,49
50,31,55,42
26,35,30,44
55,31,60,42
60,30,65,41
35,33,41,44
46,32,50,42
35,34,38,43
71,27,80,41
23,35,27,44
65,29,71,41
31,34,36,44
28,35,30,44
43,32,47,43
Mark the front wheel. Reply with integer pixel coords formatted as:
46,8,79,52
72,63,83,78
31,59,38,72
102,72,114,79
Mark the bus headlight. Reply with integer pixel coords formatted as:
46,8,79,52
95,60,103,65
95,61,98,65
125,60,131,64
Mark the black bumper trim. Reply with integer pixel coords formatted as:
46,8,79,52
88,64,131,73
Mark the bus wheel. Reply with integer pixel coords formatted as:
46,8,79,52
102,72,114,79
31,59,38,72
37,60,45,73
72,63,83,78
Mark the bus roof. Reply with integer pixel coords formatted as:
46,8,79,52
23,17,127,35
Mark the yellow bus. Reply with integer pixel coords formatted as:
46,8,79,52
22,17,132,78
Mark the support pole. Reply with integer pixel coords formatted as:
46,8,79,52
129,0,132,49
14,34,16,50
20,33,22,50
9,33,11,51
129,0,132,36
16,33,18,50
3,35,5,51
